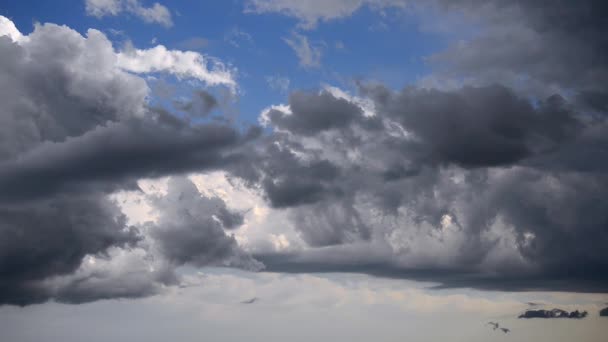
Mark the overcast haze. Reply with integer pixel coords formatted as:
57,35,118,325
0,0,607,341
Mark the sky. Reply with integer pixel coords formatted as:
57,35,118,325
0,0,607,341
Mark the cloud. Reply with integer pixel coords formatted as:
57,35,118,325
173,90,219,117
85,0,173,27
3,0,608,306
0,193,140,306
220,0,608,293
266,90,365,135
232,78,608,291
283,32,322,68
428,0,608,97
519,309,588,319
245,0,407,29
117,44,237,90
0,16,26,43
0,17,257,305
145,177,263,271
265,75,290,94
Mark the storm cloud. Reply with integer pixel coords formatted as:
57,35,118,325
1,0,608,306
519,309,588,319
0,17,259,305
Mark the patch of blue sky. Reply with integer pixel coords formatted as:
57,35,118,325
0,1,452,124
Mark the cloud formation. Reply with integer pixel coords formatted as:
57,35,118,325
0,17,258,305
228,0,608,292
2,0,608,306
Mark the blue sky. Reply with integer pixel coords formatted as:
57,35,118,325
0,0,446,122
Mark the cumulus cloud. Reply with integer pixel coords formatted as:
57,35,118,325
85,0,173,27
117,44,237,90
145,177,263,271
219,0,608,293
0,193,140,306
2,0,608,307
0,17,257,305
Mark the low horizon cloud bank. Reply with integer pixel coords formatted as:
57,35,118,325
519,308,588,319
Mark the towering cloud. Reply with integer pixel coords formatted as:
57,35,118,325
235,0,608,292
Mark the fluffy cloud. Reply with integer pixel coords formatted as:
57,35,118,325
221,0,608,293
85,0,173,27
234,83,608,291
117,44,237,90
2,0,608,307
145,177,263,271
0,193,139,306
0,17,257,305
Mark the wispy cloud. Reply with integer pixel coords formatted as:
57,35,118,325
283,32,322,68
85,0,173,27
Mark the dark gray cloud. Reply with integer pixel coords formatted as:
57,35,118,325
146,177,263,271
255,252,608,293
365,84,580,168
173,90,219,117
519,309,588,319
237,87,608,290
0,193,140,306
3,0,608,306
0,21,260,306
0,23,258,205
267,90,365,135
0,118,257,203
223,0,608,293
431,0,608,95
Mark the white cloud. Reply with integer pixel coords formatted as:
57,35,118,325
117,44,237,90
0,15,27,43
0,15,236,102
85,0,173,27
283,32,322,68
